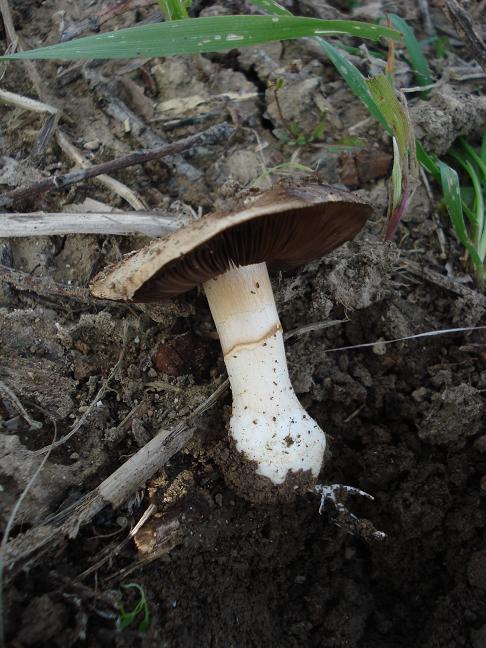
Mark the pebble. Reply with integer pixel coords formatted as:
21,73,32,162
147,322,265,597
412,387,428,403
83,139,100,151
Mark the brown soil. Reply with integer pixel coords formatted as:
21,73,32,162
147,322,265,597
1,1,486,647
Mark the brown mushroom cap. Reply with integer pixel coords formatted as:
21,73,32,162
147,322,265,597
91,183,372,303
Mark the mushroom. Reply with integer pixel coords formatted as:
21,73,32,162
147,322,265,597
91,183,371,502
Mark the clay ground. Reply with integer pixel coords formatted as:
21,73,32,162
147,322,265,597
1,0,486,646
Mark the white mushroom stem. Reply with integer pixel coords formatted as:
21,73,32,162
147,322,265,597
203,262,326,485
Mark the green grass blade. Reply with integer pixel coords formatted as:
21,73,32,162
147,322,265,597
458,156,486,258
463,202,477,225
248,0,394,133
334,41,386,60
390,136,403,211
481,130,486,165
448,148,482,214
247,0,292,17
0,16,400,61
317,40,390,131
158,0,190,20
416,140,440,181
458,136,486,184
366,73,418,239
389,14,433,97
439,161,482,266
367,74,408,158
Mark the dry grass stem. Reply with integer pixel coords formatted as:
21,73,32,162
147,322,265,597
0,88,58,114
0,211,179,238
76,504,156,580
55,131,147,210
0,381,42,430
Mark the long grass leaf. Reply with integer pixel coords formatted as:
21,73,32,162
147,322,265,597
416,140,440,180
465,159,485,251
247,0,291,16
481,130,486,165
439,161,482,266
367,74,418,239
248,0,394,132
158,0,189,20
367,74,408,157
448,153,484,251
317,40,390,131
389,14,432,97
458,136,486,184
390,136,403,210
0,16,400,61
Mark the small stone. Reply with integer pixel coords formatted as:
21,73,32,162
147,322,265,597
412,386,428,402
83,139,100,151
372,340,387,355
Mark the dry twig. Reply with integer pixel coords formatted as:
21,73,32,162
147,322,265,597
0,123,234,208
0,0,148,208
401,258,486,308
0,263,114,303
2,380,229,573
55,131,146,210
0,381,42,430
76,503,157,580
83,68,205,184
440,0,486,72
